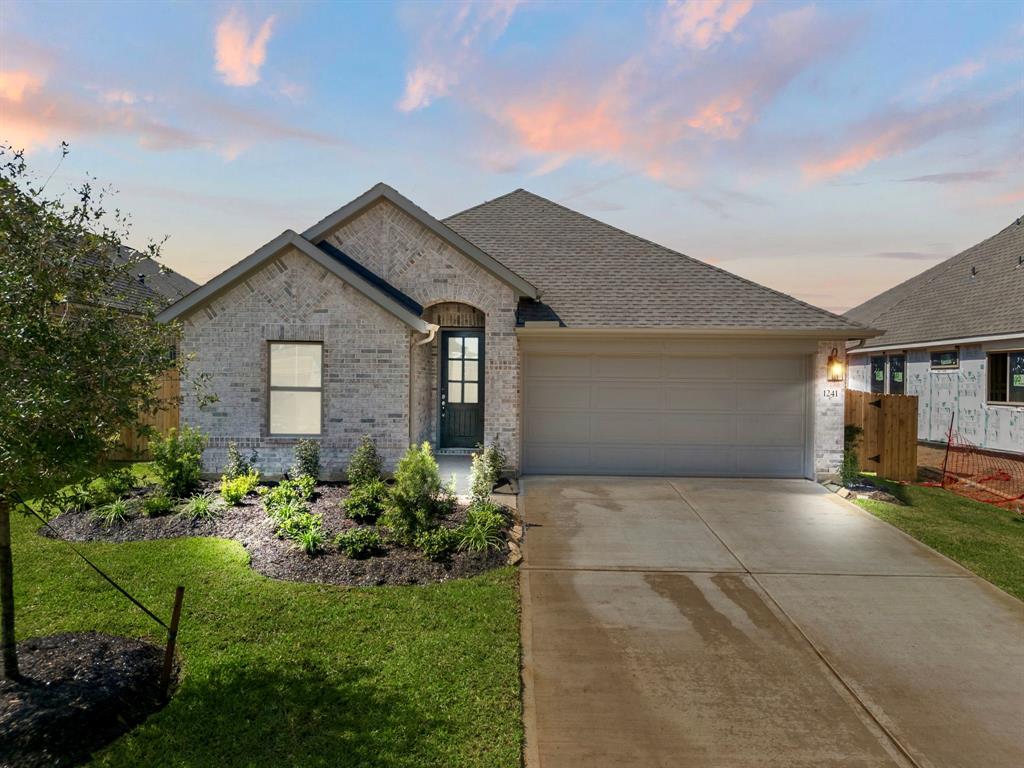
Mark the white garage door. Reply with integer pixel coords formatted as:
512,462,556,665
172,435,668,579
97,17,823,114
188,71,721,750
522,352,810,477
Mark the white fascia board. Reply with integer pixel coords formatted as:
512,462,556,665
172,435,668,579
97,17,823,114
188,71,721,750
848,331,1024,355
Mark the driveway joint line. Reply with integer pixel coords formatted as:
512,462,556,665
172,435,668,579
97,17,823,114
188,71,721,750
521,565,969,578
667,480,925,768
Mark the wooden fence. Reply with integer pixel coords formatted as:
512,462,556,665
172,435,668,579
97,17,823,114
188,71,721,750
844,390,918,482
109,371,180,461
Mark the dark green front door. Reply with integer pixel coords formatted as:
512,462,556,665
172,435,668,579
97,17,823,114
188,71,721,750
440,330,484,449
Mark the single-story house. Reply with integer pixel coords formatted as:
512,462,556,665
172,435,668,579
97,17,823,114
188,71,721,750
845,215,1024,454
158,183,876,480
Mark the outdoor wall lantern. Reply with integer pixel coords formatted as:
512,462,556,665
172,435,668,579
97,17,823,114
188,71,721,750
827,347,845,382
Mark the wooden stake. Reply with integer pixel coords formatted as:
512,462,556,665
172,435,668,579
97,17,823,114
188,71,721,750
160,586,184,698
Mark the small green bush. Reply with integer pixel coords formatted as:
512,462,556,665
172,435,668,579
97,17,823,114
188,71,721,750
295,525,326,555
335,527,384,559
142,492,174,517
292,473,316,500
381,442,444,544
470,441,506,502
343,478,388,523
95,467,137,501
347,435,383,487
220,469,260,505
267,498,307,525
415,526,459,562
458,501,508,553
260,476,314,516
292,439,321,480
151,426,208,498
92,498,130,527
223,441,258,480
182,492,220,522
841,425,864,486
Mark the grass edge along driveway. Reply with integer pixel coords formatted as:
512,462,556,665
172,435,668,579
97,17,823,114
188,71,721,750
857,478,1024,601
12,465,522,767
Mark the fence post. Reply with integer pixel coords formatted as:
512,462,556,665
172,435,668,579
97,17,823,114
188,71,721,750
160,586,185,698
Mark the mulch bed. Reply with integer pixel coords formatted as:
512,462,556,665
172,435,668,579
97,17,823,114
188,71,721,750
0,632,173,768
42,483,511,586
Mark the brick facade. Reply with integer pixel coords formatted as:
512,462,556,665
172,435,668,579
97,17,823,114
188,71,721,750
179,246,413,478
323,200,522,470
813,340,847,480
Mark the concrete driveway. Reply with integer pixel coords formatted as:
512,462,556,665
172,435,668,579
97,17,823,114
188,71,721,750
520,476,1024,768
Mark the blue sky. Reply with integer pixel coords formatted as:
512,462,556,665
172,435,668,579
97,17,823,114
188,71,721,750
2,0,1021,311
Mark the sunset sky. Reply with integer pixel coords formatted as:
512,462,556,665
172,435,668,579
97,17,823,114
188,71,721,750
1,0,1021,313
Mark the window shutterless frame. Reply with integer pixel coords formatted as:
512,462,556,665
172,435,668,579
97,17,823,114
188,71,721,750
987,350,1024,405
930,348,959,370
267,341,323,437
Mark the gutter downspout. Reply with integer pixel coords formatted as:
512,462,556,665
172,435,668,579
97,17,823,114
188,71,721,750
409,323,441,445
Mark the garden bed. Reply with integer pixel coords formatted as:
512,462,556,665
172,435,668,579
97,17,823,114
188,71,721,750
0,632,173,768
43,482,512,587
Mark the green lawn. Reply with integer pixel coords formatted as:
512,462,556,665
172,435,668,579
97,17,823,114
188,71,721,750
12,464,522,767
857,479,1024,600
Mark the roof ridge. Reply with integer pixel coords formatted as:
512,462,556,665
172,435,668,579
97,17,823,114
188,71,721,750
494,188,867,332
442,188,527,222
845,213,1024,327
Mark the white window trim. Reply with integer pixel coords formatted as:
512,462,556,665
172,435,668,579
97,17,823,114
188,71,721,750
986,349,1024,407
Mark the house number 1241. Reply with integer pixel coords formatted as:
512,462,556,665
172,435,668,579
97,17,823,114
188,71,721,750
823,388,840,399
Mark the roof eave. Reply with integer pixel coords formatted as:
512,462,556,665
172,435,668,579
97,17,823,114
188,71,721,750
515,325,882,340
156,230,430,333
302,183,539,300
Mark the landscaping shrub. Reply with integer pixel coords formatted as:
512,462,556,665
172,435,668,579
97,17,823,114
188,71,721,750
380,442,445,544
347,435,383,487
342,478,388,523
220,469,260,505
335,528,384,559
415,527,459,562
470,442,505,503
93,467,137,502
151,426,208,498
141,492,174,517
458,501,508,553
292,439,321,480
91,498,130,528
223,441,258,480
841,425,864,487
292,473,316,500
295,526,326,555
182,492,219,522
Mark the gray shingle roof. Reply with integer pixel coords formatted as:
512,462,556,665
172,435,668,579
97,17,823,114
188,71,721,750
844,215,1024,348
444,189,870,334
104,248,198,312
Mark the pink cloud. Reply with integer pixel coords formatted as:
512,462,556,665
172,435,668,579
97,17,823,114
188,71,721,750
685,92,749,138
661,0,754,50
397,0,520,112
803,92,1012,180
214,7,276,87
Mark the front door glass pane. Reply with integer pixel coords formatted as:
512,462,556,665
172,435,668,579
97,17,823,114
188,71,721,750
463,383,478,403
464,337,479,359
448,382,462,403
463,360,479,381
448,360,462,381
448,337,463,358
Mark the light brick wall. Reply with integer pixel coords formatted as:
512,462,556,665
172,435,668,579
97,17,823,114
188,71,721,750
179,247,412,478
813,340,846,480
324,199,522,470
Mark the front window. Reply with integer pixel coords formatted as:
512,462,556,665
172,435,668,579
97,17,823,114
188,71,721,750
269,342,322,435
987,351,1024,404
888,354,906,395
930,349,959,370
870,356,885,394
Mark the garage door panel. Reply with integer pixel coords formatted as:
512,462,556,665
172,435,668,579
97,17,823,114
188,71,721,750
590,446,665,475
591,413,663,443
593,356,662,379
526,410,590,443
734,447,804,476
663,356,736,379
528,356,592,378
737,382,804,414
666,383,737,411
662,413,737,444
527,381,591,410
736,414,804,446
591,383,664,410
523,351,808,478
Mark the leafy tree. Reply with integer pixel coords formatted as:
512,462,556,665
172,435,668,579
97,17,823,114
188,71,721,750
0,145,182,679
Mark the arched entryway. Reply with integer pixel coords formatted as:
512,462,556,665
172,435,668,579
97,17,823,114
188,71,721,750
411,302,485,449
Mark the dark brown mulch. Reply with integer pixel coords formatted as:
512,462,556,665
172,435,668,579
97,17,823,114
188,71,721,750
0,632,173,768
43,483,511,587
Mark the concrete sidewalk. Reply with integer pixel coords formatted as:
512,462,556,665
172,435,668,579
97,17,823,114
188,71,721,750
520,476,1024,768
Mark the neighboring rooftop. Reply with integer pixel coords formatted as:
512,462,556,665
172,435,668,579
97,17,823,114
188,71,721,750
104,248,198,312
844,215,1024,348
444,189,870,334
